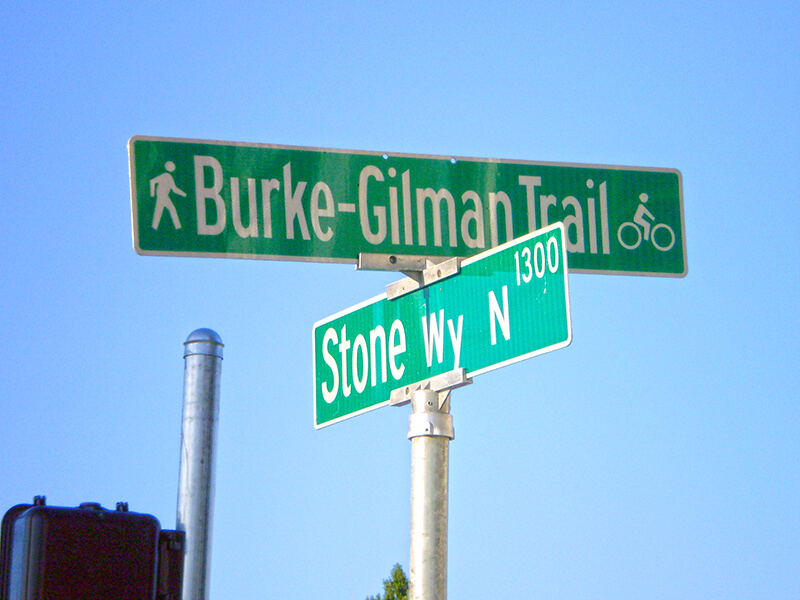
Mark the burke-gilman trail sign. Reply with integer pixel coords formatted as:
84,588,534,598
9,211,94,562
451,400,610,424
129,136,687,276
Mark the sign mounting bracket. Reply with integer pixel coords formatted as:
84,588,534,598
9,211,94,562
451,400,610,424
389,367,473,408
357,253,462,300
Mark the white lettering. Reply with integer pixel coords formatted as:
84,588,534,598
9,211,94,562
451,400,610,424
352,334,368,394
519,175,542,233
562,196,585,253
321,322,406,405
489,191,513,247
534,241,546,279
194,156,226,235
321,328,339,404
416,188,457,247
515,247,533,285
547,235,560,273
587,196,598,254
389,176,400,244
600,181,610,254
448,315,463,369
421,310,446,366
389,320,406,379
402,170,413,245
310,181,334,242
338,325,352,398
369,326,387,386
460,191,485,249
489,286,510,345
358,166,387,244
231,178,259,238
283,162,310,240
540,194,557,229
261,178,279,239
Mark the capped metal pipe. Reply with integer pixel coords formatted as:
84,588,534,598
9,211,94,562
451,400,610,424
177,328,223,600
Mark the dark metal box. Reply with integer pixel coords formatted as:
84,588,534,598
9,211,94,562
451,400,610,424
1,499,183,600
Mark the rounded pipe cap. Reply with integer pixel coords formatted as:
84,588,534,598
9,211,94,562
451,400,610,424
184,328,224,359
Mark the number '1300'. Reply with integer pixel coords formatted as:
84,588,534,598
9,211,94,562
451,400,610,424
514,236,560,286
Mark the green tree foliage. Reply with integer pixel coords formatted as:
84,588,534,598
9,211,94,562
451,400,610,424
366,564,408,600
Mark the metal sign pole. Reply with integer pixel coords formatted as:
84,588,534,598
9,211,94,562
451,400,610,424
368,259,469,600
176,329,224,600
408,388,455,600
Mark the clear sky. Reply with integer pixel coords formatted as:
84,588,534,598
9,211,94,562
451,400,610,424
2,1,798,599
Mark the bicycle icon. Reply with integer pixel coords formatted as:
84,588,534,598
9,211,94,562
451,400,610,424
617,193,675,252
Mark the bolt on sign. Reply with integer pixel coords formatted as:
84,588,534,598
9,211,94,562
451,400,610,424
129,137,686,277
313,223,571,428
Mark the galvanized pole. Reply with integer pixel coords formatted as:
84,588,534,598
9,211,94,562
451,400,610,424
408,388,454,600
176,328,224,600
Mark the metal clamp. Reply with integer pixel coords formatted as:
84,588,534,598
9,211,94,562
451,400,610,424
389,368,472,407
357,253,461,300
408,411,455,440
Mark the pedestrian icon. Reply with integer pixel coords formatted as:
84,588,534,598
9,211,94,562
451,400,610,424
150,161,186,230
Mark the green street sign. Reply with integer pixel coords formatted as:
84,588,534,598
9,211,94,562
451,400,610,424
313,223,571,428
129,137,687,277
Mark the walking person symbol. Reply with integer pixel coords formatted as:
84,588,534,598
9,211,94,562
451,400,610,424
150,161,186,230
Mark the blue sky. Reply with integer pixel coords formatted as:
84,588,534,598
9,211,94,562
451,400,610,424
1,1,798,598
